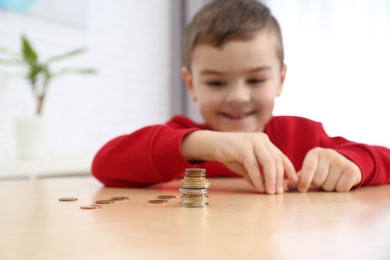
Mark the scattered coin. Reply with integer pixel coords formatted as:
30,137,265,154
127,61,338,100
148,199,168,204
111,196,129,201
80,204,102,210
157,195,176,200
59,197,78,202
95,199,115,204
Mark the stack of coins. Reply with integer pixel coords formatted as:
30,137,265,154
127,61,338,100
179,168,209,208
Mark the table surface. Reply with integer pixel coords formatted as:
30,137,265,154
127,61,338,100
1,177,389,260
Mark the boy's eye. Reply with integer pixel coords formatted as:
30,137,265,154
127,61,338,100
206,81,225,87
247,78,265,84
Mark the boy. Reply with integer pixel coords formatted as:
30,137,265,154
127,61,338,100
92,0,390,194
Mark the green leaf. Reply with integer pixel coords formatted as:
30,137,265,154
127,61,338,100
21,35,38,65
27,64,43,87
45,48,87,64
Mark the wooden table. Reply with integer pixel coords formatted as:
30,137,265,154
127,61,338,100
1,177,389,260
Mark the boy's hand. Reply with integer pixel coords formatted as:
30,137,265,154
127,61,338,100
293,148,362,192
214,132,298,194
182,131,298,194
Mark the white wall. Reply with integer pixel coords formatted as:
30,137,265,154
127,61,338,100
0,0,176,159
1,0,389,162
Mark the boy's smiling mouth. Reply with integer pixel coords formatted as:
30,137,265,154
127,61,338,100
220,110,257,120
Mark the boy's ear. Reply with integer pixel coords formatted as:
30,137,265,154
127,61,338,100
276,64,287,97
181,66,197,101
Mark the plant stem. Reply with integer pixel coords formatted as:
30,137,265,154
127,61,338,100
36,94,45,116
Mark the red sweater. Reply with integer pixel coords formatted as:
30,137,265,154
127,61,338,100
92,115,390,188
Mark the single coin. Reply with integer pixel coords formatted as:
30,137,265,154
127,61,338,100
181,196,209,202
182,180,210,186
80,204,102,210
59,197,78,202
185,172,206,177
184,176,206,180
182,184,210,189
182,179,209,183
111,196,129,201
180,200,209,205
181,202,209,208
157,195,176,200
95,199,115,204
181,194,208,199
179,188,208,195
185,168,206,177
185,168,206,174
148,199,168,204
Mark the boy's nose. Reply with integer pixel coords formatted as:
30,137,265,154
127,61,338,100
225,84,251,103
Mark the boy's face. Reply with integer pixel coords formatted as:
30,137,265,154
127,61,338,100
182,31,286,132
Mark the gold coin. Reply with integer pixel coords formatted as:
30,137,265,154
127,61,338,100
111,196,129,201
182,179,209,183
182,184,210,189
157,195,176,200
183,176,206,180
59,197,78,202
148,199,168,204
182,180,210,186
185,173,206,177
181,194,208,198
80,204,102,210
95,199,115,204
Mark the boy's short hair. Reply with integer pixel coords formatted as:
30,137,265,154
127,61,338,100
184,0,284,69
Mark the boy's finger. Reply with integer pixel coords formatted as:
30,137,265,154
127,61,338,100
298,150,320,192
282,153,297,183
335,170,358,192
321,166,341,191
273,149,285,194
256,151,276,194
243,155,265,193
243,174,255,188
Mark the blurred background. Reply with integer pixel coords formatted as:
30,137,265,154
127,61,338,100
0,0,389,164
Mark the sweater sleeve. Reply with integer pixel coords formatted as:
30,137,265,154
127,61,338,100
92,122,199,187
267,116,390,188
334,143,390,188
316,124,390,188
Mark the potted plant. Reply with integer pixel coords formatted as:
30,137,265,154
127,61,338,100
0,35,96,159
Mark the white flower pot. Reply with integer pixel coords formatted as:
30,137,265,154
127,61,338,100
14,115,48,160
